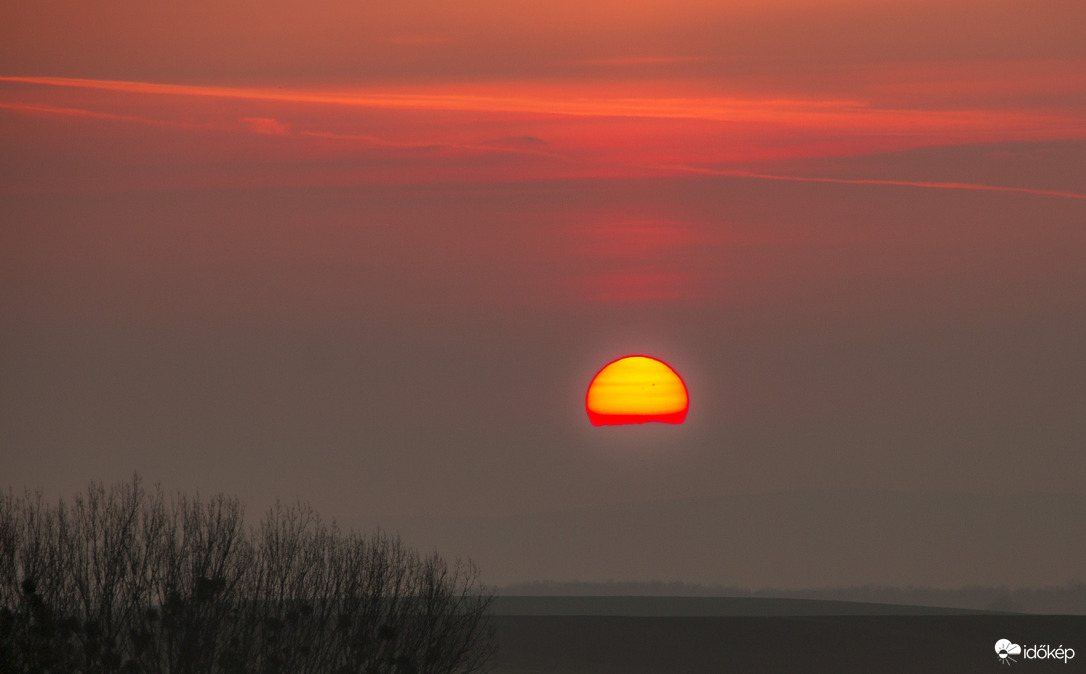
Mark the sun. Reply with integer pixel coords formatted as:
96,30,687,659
586,355,689,426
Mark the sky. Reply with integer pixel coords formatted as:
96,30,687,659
3,0,1085,589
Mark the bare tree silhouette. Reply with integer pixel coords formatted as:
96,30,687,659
0,476,494,674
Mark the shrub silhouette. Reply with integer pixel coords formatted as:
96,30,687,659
0,476,494,674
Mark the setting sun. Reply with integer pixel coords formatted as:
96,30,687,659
586,356,689,426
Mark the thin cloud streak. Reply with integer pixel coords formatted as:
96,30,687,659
3,75,1082,139
0,100,204,129
4,75,1083,192
300,130,565,159
581,56,704,66
240,117,289,135
664,164,1086,200
0,75,868,120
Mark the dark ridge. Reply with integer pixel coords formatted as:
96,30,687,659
491,595,1005,617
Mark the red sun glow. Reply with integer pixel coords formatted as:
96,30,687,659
586,356,689,426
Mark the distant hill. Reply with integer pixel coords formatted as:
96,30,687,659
490,595,1000,616
360,489,1086,607
495,582,1086,614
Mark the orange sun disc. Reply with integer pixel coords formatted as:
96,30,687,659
586,355,689,426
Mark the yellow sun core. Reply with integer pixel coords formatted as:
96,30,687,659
586,355,689,426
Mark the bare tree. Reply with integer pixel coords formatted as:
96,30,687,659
0,476,494,674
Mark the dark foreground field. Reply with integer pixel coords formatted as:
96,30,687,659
490,599,1085,673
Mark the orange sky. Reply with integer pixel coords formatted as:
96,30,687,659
3,0,1086,587
2,68,1084,195
4,0,1084,81
3,0,1085,194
